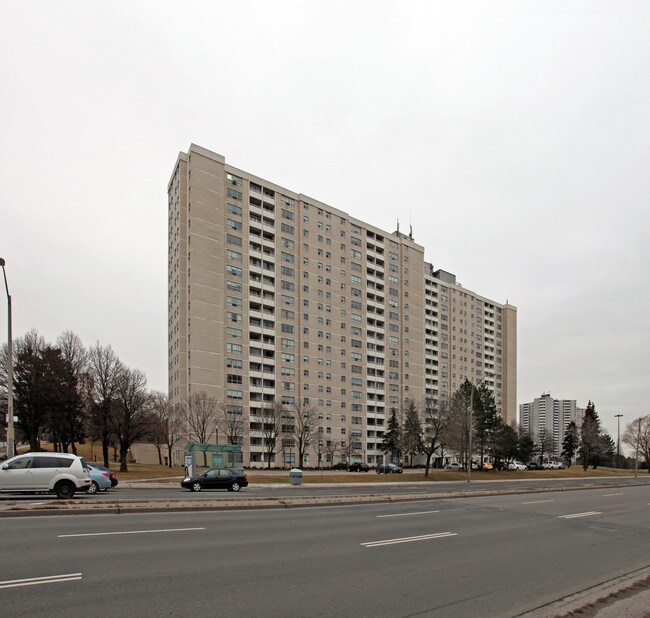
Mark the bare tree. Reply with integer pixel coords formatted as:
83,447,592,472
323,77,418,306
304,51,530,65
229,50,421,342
289,403,319,468
421,397,451,477
182,391,219,466
110,366,152,472
622,416,650,473
257,399,285,469
217,402,247,447
537,428,558,464
87,343,122,468
324,437,342,468
148,391,182,466
444,388,471,467
313,433,327,469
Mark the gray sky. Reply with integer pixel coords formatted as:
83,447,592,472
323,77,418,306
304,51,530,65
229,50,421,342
1,1,649,442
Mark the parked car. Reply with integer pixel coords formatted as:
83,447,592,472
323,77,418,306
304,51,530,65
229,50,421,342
348,462,370,472
0,452,92,499
526,462,541,470
181,467,248,492
482,462,494,471
86,463,112,494
446,462,463,471
543,461,566,470
90,464,118,487
508,461,527,471
376,463,403,474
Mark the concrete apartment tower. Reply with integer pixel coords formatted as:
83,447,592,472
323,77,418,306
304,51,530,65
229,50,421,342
168,144,517,467
519,393,583,457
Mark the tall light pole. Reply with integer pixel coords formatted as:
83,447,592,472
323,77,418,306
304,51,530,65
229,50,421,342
615,414,623,468
634,414,648,479
467,373,490,483
0,258,14,459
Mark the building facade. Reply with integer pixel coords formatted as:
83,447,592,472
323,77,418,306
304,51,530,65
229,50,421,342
519,393,583,457
168,144,517,467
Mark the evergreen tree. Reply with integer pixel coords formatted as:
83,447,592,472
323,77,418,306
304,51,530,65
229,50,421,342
402,399,422,466
561,421,579,467
493,423,518,465
517,431,535,464
380,407,402,463
579,401,602,470
473,383,502,467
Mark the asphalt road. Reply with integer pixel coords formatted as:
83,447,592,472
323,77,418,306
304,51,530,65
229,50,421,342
1,484,648,617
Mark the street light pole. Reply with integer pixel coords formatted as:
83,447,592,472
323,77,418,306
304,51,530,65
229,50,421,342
615,414,623,468
0,258,14,459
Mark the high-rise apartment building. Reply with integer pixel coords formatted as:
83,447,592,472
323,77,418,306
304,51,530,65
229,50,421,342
519,393,583,457
168,144,517,466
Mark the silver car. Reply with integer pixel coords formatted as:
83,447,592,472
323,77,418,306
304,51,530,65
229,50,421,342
0,452,92,499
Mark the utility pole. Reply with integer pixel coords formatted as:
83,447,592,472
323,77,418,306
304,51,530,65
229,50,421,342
615,414,623,468
0,258,14,459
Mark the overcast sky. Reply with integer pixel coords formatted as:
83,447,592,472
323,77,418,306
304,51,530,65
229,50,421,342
1,1,649,442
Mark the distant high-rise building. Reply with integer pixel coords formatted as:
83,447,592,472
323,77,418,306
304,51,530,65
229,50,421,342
520,393,583,457
168,144,517,467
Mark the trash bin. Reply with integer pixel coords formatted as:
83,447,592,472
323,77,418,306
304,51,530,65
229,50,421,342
289,468,303,486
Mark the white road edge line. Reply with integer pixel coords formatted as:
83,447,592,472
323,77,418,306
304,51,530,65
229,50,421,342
377,510,440,518
58,527,205,538
362,532,457,547
602,493,623,497
0,573,82,589
522,499,555,504
558,511,602,519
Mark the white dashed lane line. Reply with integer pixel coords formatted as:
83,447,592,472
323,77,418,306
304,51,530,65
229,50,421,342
558,511,602,519
362,532,457,548
58,527,205,538
0,573,82,589
377,510,440,518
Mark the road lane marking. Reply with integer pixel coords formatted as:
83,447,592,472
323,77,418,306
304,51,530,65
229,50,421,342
361,532,457,547
558,511,602,519
58,527,205,538
0,573,82,589
377,510,440,518
602,493,622,497
522,499,555,504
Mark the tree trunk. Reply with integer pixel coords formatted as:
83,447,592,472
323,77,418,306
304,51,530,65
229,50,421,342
119,444,129,473
102,430,110,469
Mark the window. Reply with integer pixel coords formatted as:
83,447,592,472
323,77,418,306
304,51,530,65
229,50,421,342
227,234,242,247
227,203,242,216
227,188,242,201
226,343,242,354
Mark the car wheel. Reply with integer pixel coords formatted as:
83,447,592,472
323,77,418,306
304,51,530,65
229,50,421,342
230,482,241,492
191,481,202,492
87,481,99,495
376,469,381,474
54,481,76,500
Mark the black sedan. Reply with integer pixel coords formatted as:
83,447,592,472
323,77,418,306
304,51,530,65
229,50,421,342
181,467,248,492
348,462,370,472
376,463,403,474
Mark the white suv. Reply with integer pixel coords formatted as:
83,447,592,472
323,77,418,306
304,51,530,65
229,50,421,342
0,452,92,499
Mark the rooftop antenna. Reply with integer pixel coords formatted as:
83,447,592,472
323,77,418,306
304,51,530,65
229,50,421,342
409,212,413,240
396,219,400,233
